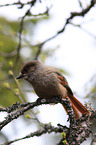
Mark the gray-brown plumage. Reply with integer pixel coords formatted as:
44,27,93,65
17,60,90,119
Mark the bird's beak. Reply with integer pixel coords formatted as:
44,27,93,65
16,74,24,79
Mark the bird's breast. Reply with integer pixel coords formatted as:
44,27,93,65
30,73,67,99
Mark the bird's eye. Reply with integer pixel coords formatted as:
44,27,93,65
25,67,29,71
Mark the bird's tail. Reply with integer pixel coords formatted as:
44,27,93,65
63,93,90,119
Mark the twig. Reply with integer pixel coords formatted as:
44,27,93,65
15,0,37,62
34,0,96,59
69,22,96,39
0,97,73,130
0,1,36,8
0,97,94,145
0,50,17,58
3,124,66,145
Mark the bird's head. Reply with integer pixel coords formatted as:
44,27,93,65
16,60,42,81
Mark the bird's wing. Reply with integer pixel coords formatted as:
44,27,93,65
56,71,90,116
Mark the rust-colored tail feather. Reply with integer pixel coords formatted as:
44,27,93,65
62,93,90,119
67,93,90,118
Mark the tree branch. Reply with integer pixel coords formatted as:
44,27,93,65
15,0,37,62
0,0,36,8
0,96,95,145
34,0,96,59
0,96,74,130
0,0,95,60
3,124,67,145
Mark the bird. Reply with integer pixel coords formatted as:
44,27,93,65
16,60,90,119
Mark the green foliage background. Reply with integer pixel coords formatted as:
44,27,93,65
0,16,59,107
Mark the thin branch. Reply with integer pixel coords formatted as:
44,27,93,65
3,124,66,145
0,96,94,145
78,0,84,9
15,0,37,62
1,0,95,61
0,97,74,131
34,0,96,59
69,22,96,39
28,6,50,17
0,50,17,58
0,0,36,8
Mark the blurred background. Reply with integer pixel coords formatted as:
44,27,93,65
0,0,96,145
